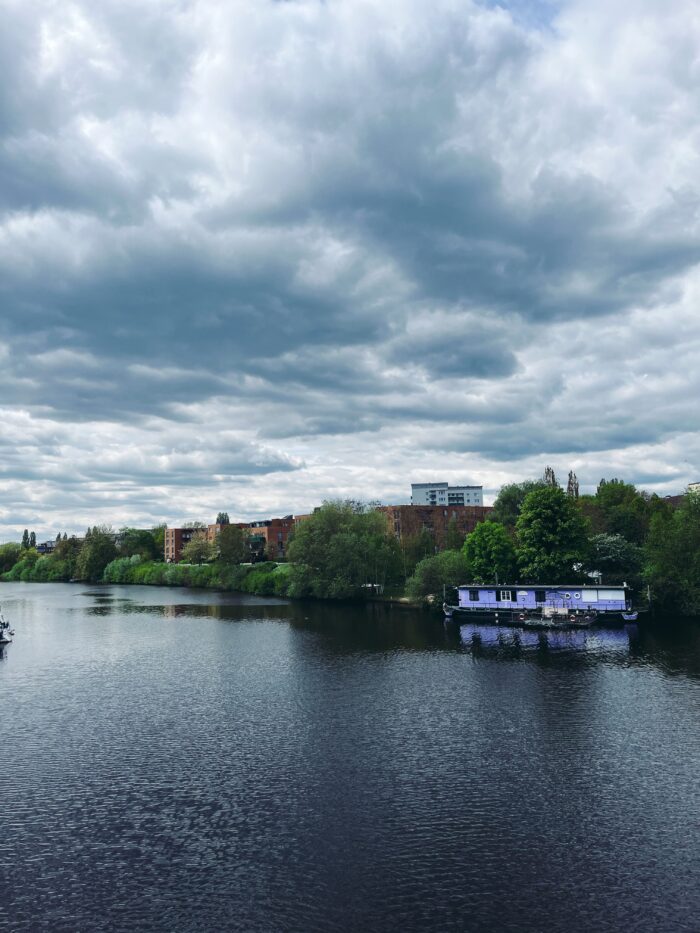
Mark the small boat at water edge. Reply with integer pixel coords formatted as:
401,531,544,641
0,609,14,648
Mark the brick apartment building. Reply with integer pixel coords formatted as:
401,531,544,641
246,516,294,560
164,527,199,563
165,517,295,562
377,504,492,549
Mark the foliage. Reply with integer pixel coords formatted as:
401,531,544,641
286,501,403,599
590,533,643,585
490,481,545,530
463,521,517,584
516,486,590,583
594,479,652,545
98,556,291,597
218,524,248,565
405,550,470,599
75,526,118,583
2,548,39,581
444,516,465,552
0,542,22,573
118,527,160,561
21,529,29,549
398,528,436,581
180,532,215,565
216,512,230,525
54,536,82,576
645,491,700,614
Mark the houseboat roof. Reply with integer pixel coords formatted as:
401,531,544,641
456,583,629,589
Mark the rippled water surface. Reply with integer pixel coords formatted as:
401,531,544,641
1,583,699,932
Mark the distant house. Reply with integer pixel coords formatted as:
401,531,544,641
36,540,57,555
689,482,700,493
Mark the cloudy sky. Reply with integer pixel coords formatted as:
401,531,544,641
1,0,699,538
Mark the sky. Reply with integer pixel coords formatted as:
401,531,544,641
1,0,699,539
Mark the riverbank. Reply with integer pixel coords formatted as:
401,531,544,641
1,556,429,609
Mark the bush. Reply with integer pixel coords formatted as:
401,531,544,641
406,551,470,599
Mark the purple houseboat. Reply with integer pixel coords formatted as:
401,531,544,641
445,585,637,625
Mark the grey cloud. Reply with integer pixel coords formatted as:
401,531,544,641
1,0,700,535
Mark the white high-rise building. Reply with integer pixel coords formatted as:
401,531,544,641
411,482,483,507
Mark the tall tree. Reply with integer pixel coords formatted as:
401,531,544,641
21,529,29,549
595,479,650,544
75,526,117,583
491,480,545,531
218,525,248,565
543,466,558,487
286,500,402,599
216,512,230,525
645,490,700,614
516,486,590,582
444,516,465,551
118,528,159,561
29,531,36,548
567,471,579,498
463,521,517,584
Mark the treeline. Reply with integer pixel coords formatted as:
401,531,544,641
0,526,164,585
1,474,698,615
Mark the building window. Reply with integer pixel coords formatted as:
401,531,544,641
535,589,546,603
500,589,512,602
469,589,479,601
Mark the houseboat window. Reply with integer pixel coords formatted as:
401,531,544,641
495,589,501,602
535,589,546,603
500,589,512,601
469,589,479,601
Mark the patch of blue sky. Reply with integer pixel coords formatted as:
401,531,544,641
479,0,564,31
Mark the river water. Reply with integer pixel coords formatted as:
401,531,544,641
0,583,698,932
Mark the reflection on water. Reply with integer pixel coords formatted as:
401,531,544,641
0,582,699,933
460,621,636,658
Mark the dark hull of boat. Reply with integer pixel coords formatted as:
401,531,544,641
443,604,637,629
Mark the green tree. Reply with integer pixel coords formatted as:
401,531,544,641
645,491,700,614
595,479,650,544
151,524,167,558
590,533,643,585
444,516,465,551
406,550,470,599
286,501,402,599
29,531,36,548
118,527,159,561
491,480,545,531
516,486,590,583
0,542,21,573
21,529,29,549
216,512,230,525
181,532,215,565
463,521,517,584
54,535,82,577
218,525,248,565
75,526,117,583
